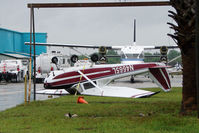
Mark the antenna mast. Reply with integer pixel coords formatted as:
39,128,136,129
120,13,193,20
133,19,136,45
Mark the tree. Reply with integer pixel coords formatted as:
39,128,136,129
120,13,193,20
144,52,160,62
167,50,182,66
168,0,196,114
106,50,121,64
87,50,120,64
168,50,180,60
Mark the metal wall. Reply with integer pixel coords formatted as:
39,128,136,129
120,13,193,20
0,28,47,55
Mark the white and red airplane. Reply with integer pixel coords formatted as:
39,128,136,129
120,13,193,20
25,42,172,98
43,61,171,98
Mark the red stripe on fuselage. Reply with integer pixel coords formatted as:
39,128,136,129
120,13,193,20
133,63,156,70
51,69,114,87
53,67,112,80
53,71,79,79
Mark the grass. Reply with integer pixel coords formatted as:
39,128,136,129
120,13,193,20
0,87,199,133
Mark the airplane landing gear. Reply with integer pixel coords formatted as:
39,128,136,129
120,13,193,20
130,75,134,83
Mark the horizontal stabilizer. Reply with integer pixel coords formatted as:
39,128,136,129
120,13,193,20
36,89,69,95
81,86,158,98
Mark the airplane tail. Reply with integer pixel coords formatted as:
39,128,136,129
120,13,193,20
148,67,171,92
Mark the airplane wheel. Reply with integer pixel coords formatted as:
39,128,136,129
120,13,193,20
91,54,99,62
70,55,78,63
15,74,18,83
52,57,58,64
130,76,134,83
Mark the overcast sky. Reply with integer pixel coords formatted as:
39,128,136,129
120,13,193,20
0,0,176,49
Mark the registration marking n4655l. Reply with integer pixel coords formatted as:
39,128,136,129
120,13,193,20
112,65,134,74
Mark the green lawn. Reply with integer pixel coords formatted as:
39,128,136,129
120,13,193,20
0,87,198,133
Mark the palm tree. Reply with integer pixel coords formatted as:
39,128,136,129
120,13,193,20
168,0,196,114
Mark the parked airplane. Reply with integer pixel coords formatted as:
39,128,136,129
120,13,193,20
35,52,70,83
167,62,182,78
25,41,173,98
43,60,171,98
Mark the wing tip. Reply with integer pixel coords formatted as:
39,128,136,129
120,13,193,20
135,91,160,98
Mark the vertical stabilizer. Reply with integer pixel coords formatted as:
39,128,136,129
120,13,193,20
133,19,136,45
148,67,171,92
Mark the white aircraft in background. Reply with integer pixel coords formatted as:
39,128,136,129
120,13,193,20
113,20,178,64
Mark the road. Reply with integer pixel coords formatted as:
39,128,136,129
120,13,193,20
0,82,52,111
112,75,182,88
0,75,182,111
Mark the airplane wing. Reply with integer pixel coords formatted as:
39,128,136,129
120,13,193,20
25,42,112,49
76,69,159,98
144,45,178,50
36,89,69,95
81,86,159,98
25,42,178,51
154,45,178,49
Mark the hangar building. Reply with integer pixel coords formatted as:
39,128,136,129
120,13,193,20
0,27,47,61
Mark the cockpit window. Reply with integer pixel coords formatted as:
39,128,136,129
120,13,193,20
83,81,97,90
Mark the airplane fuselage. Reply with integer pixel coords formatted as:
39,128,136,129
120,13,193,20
44,62,163,90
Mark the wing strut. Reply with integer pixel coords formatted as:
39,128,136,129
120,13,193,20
77,70,104,95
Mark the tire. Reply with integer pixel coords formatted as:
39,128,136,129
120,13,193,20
16,74,18,83
130,75,135,83
52,56,58,64
70,55,78,63
91,54,99,62
0,74,2,82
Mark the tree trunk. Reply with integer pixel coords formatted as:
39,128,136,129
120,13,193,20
181,47,197,114
168,0,197,114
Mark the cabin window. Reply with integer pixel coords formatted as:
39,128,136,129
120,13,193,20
83,81,96,90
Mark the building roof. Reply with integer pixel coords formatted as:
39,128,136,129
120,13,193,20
0,27,46,34
0,53,30,59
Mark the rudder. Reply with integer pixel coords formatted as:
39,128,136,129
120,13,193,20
148,67,171,92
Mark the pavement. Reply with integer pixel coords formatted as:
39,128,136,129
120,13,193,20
111,75,182,88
